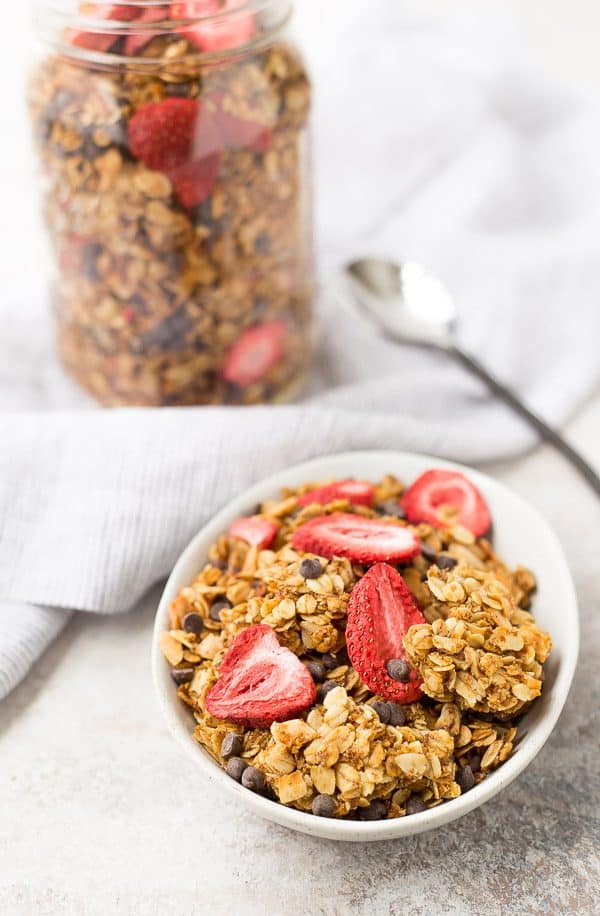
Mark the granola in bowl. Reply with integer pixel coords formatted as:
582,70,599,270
159,468,553,822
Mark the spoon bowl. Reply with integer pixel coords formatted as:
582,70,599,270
347,258,456,347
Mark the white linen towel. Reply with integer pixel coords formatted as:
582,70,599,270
1,2,600,698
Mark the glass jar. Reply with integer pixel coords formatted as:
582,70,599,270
28,1,314,406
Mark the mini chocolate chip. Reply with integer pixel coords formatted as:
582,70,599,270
170,667,194,686
241,766,265,793
406,795,427,816
300,558,323,579
387,703,407,727
358,798,387,821
421,543,439,562
226,757,248,782
220,734,243,759
81,242,103,281
386,659,410,683
377,500,406,519
312,795,336,818
457,764,476,793
317,680,338,702
372,701,391,724
182,613,205,635
321,653,339,671
210,598,232,622
254,233,271,253
305,660,326,683
466,752,481,774
437,554,458,570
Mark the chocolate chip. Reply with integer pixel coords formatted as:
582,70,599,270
305,660,326,683
220,734,243,759
465,752,481,774
371,701,391,724
170,667,194,685
377,500,406,519
357,798,387,821
457,764,476,793
317,681,338,702
241,766,265,793
140,307,194,353
437,554,458,570
254,233,271,253
300,558,323,579
387,703,407,727
312,795,335,818
182,613,205,635
386,659,410,683
321,653,339,671
81,243,103,281
406,795,427,816
210,598,232,622
225,757,247,782
166,82,193,97
421,543,439,563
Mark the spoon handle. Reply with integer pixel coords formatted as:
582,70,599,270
450,344,600,497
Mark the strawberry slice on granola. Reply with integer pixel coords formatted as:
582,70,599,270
291,513,420,564
401,469,491,537
346,563,425,703
298,480,375,508
230,516,278,549
206,624,316,727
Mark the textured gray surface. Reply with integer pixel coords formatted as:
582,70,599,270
1,400,599,916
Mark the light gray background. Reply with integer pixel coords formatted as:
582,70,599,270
1,2,600,915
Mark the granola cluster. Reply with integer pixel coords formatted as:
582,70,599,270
160,474,552,820
28,23,313,406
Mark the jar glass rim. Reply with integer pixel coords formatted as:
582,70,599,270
34,0,293,64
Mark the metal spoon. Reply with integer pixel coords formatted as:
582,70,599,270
346,258,600,496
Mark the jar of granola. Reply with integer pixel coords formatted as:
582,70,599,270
28,2,314,406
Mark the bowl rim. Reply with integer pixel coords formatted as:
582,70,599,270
152,449,579,841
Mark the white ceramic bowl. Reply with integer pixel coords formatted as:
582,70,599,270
152,450,579,842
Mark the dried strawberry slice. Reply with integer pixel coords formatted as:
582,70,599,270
124,5,170,56
346,563,425,703
171,0,255,53
222,321,286,388
208,91,272,152
292,514,420,564
168,153,221,208
401,469,491,537
298,480,375,508
68,4,139,53
205,624,316,728
230,516,278,549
